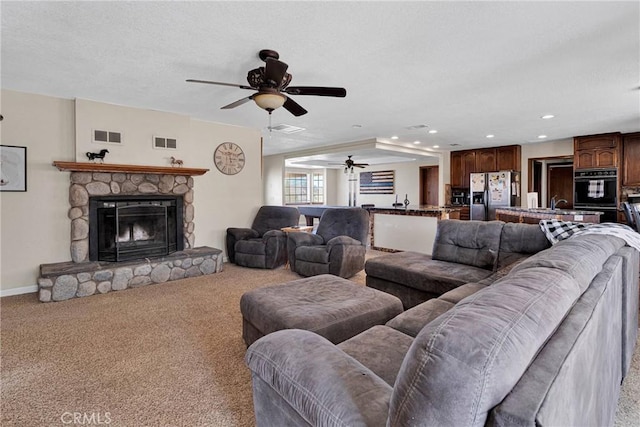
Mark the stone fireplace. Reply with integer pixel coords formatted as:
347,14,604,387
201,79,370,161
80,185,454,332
38,162,222,302
67,170,195,263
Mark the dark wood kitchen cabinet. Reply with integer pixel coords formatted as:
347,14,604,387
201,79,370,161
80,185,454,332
450,145,521,189
476,149,497,172
461,151,477,188
574,133,620,170
622,132,640,186
450,151,463,187
496,145,521,171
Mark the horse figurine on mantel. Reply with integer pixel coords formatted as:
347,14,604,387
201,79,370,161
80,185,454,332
170,156,184,167
86,149,109,162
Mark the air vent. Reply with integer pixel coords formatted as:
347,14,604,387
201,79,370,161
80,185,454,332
269,124,306,134
93,129,122,144
405,124,429,130
153,136,178,150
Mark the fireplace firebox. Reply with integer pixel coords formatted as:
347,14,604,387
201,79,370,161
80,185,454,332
89,196,184,262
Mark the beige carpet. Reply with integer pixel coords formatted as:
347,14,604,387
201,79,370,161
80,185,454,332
1,261,638,426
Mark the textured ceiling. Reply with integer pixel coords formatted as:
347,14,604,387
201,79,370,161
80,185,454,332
2,1,639,165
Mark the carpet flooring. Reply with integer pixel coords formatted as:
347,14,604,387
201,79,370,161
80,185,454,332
1,260,638,426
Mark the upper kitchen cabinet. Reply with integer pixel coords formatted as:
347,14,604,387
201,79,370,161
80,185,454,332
622,132,640,186
461,150,477,188
496,145,521,171
574,132,621,170
450,145,521,188
450,151,463,187
476,148,497,172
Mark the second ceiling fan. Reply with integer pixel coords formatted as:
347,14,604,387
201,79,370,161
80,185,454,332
187,49,346,117
331,155,369,173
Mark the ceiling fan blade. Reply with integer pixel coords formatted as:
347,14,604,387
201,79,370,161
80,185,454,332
354,164,369,167
283,96,308,116
264,58,289,88
221,95,254,109
186,79,254,90
283,86,346,97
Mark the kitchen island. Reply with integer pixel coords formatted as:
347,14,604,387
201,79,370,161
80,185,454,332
364,205,461,253
495,207,603,224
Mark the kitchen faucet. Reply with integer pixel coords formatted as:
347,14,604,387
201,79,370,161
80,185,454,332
550,195,568,210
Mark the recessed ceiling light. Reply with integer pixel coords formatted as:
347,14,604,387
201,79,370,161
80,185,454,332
433,145,440,148
391,136,399,140
541,114,555,119
486,134,495,138
428,130,438,134
538,135,548,139
413,141,421,144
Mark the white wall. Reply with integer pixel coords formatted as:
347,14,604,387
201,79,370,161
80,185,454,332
262,154,284,206
0,90,262,294
0,91,75,295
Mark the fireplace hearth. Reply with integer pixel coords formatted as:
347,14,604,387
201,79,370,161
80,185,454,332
90,195,184,262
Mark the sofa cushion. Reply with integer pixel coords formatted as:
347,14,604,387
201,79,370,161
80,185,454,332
431,220,503,270
295,245,329,264
338,325,414,386
497,222,551,269
439,282,488,304
388,266,582,427
386,298,455,337
511,234,625,293
235,238,266,255
489,255,624,427
365,251,493,296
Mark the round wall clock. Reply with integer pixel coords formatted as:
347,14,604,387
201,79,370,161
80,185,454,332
213,142,245,175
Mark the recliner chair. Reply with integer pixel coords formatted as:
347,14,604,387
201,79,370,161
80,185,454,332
287,208,370,278
226,206,300,269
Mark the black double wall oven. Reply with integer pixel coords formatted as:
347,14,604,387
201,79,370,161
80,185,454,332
574,168,617,223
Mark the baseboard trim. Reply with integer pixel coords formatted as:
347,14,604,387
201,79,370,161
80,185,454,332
1,285,38,297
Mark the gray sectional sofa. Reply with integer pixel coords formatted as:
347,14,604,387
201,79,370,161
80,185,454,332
365,220,551,308
245,221,639,426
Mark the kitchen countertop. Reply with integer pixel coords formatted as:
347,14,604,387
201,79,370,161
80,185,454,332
496,207,604,215
366,205,461,213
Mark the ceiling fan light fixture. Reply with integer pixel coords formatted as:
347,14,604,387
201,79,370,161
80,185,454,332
253,93,286,111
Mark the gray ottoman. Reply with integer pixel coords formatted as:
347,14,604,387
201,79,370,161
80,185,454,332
240,274,404,347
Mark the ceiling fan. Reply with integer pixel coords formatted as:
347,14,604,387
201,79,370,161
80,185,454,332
186,49,346,117
331,155,369,173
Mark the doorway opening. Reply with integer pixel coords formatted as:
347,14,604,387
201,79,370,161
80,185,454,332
419,166,439,206
528,156,573,208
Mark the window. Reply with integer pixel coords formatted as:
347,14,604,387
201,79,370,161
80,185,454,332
285,171,324,204
312,173,324,203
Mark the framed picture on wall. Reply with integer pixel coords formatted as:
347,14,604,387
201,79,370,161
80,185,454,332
0,145,27,192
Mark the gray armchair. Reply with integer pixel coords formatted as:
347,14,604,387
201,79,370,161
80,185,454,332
287,208,370,278
226,206,300,269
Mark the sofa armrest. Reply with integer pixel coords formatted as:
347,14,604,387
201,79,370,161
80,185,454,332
262,229,286,240
327,235,362,248
246,329,392,427
227,227,260,240
288,231,325,247
226,227,260,263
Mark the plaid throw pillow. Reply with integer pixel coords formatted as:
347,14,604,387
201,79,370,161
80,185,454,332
539,220,591,245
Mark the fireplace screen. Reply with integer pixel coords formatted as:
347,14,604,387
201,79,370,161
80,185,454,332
90,196,183,262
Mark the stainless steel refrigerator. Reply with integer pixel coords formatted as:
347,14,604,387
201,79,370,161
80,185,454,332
470,171,521,221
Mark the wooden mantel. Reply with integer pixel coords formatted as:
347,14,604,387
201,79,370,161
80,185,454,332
52,161,209,176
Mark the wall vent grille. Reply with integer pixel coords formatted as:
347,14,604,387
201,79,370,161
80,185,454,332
153,136,178,150
93,130,122,144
